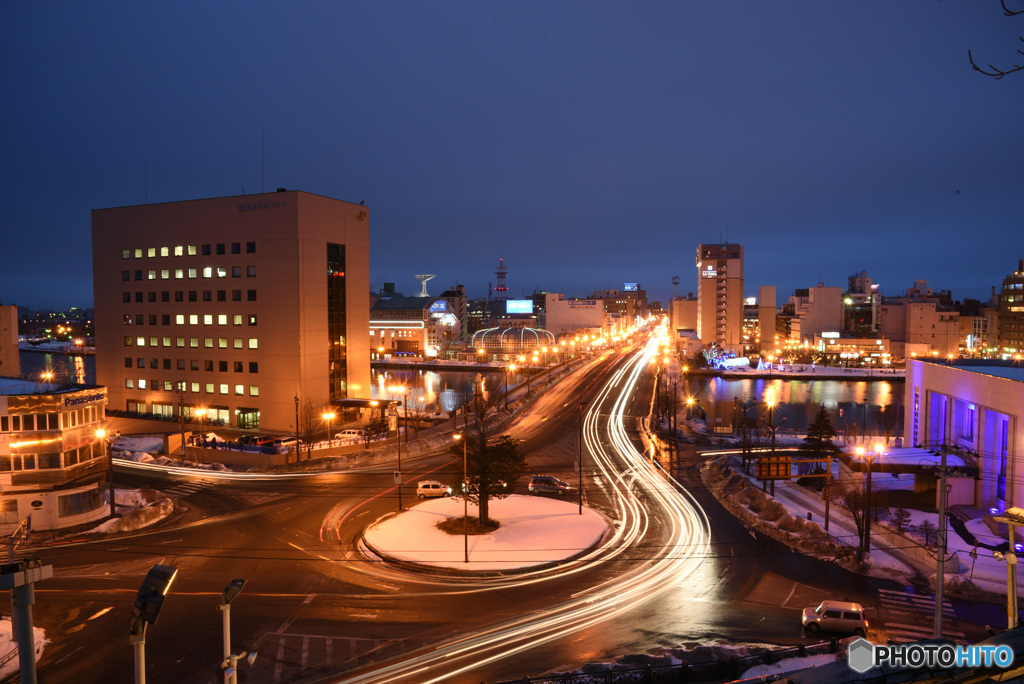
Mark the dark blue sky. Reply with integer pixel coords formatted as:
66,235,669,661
2,2,1022,310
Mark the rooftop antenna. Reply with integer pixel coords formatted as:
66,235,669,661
672,275,679,298
413,274,436,297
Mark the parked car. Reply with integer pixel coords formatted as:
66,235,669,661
801,600,868,636
528,475,571,495
336,428,366,440
272,437,298,448
416,481,452,499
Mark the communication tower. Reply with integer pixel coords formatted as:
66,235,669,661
413,274,436,297
493,258,508,301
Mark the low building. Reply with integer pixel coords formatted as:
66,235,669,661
904,359,1023,517
0,379,110,534
370,288,450,359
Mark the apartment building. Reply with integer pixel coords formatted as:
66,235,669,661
696,243,744,350
91,191,370,432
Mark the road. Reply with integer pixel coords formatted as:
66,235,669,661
25,332,1004,683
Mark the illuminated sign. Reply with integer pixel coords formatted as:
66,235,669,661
701,268,718,278
506,300,533,314
568,300,597,309
821,332,840,339
624,282,638,292
64,393,105,407
429,301,447,313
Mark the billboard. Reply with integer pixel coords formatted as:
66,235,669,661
506,300,532,314
624,282,638,292
429,300,447,313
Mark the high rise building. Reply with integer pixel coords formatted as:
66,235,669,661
0,305,18,377
696,243,744,350
998,258,1024,355
91,191,370,432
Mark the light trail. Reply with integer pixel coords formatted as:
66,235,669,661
338,331,713,683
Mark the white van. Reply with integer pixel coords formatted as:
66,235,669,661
336,428,366,441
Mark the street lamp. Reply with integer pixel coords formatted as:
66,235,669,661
219,578,255,684
506,363,516,409
387,385,407,510
322,411,335,446
195,408,207,446
578,402,586,515
992,507,1024,629
129,564,178,684
454,433,469,563
97,428,115,517
856,443,884,554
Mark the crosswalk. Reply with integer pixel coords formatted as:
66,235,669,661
876,587,965,642
164,478,216,497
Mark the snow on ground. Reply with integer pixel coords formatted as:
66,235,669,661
113,434,164,454
364,494,608,570
739,652,839,679
0,618,47,680
83,488,176,535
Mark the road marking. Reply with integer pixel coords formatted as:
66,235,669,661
300,636,309,675
782,583,797,607
326,639,332,667
274,638,285,682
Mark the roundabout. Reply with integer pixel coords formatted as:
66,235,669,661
362,494,610,571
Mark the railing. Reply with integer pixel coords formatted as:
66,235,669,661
492,639,845,683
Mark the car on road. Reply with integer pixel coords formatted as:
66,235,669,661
528,475,571,495
801,600,868,636
416,481,452,499
336,428,366,440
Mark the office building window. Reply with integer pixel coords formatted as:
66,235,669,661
203,291,212,302
190,360,199,371
148,248,156,258
235,385,244,396
216,243,225,255
218,314,227,325
233,314,242,325
232,290,241,301
135,292,143,303
248,315,257,326
247,265,256,277
249,362,258,373
188,290,197,301
160,247,169,257
122,249,130,259
218,338,228,349
174,245,184,257
234,361,243,372
148,292,156,302
219,361,228,372
232,266,241,277
205,383,214,393
247,290,256,301
162,314,170,325
249,386,259,396
122,270,130,281
246,241,255,253
162,359,171,370
248,338,258,349
217,290,226,301
126,378,134,388
188,245,197,256
205,360,214,371
123,292,131,303
174,291,183,302
219,384,229,395
202,244,211,256
124,357,132,368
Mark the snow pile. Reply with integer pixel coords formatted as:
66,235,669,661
113,435,164,454
0,617,47,680
703,459,859,564
82,487,175,535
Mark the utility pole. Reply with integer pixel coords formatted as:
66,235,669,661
934,449,948,638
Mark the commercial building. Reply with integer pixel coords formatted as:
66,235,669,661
786,285,842,343
544,294,605,337
905,359,1023,517
370,286,454,359
0,379,109,534
997,258,1024,355
757,286,777,354
91,191,370,432
696,243,744,350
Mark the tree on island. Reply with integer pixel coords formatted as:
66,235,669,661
448,374,526,525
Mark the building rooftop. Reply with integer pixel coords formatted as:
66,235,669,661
919,359,1024,383
0,378,101,396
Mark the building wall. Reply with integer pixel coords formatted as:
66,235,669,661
0,305,18,377
92,191,370,432
757,286,776,353
669,297,698,336
0,385,109,533
544,293,605,336
905,360,1023,514
906,302,959,358
696,243,744,350
998,258,1024,354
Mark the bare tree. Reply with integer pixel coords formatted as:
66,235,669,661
829,478,868,552
296,398,323,459
361,415,388,449
874,399,903,446
969,0,1024,79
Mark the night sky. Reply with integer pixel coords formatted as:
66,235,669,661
3,2,1022,311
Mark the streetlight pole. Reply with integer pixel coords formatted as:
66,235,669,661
98,428,115,517
578,402,586,515
857,444,883,555
218,579,246,684
322,412,335,447
455,433,468,563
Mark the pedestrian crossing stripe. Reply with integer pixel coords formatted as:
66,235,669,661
166,479,216,495
884,621,965,640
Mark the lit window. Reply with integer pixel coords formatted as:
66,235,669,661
248,315,257,326
233,314,242,326
135,248,143,258
147,248,156,258
204,338,213,348
148,270,156,280
188,245,197,256
189,314,198,325
203,267,213,278
160,247,169,257
249,385,259,396
188,268,197,279
218,314,227,325
235,385,244,396
126,379,134,388
161,270,170,279
191,382,199,392
218,338,228,349
248,338,258,349
164,381,174,391
125,336,133,346
162,337,171,347
176,337,184,347
149,337,158,347
217,267,227,278
175,314,184,325
174,246,184,256
122,249,130,259
136,336,145,346
219,384,229,395
234,338,243,349
138,379,146,389
175,269,183,279
205,383,214,393
203,314,213,325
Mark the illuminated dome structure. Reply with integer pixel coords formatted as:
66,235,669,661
471,326,556,359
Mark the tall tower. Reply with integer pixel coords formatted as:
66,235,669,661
413,274,436,297
493,258,508,302
696,243,744,350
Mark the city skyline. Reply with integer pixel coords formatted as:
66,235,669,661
2,2,1023,310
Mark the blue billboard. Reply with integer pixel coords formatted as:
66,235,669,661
506,300,533,314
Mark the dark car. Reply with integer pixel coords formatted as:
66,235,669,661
528,475,571,495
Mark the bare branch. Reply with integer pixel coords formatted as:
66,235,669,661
1002,0,1024,17
969,48,1024,79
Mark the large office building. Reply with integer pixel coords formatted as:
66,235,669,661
696,243,744,350
92,191,371,432
998,258,1024,355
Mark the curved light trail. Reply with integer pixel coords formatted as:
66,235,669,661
337,331,713,683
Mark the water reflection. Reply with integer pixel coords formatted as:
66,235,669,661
698,376,904,434
371,368,520,415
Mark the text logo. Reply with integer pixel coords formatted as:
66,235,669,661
848,638,1014,674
